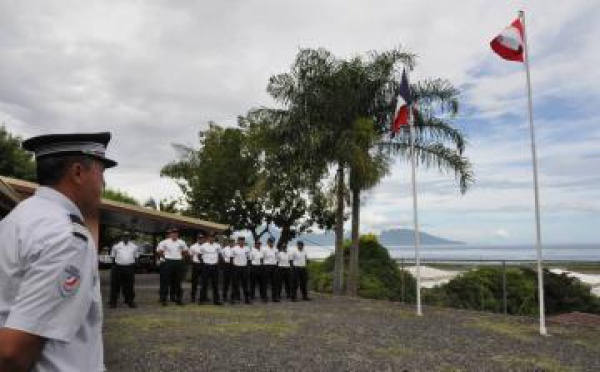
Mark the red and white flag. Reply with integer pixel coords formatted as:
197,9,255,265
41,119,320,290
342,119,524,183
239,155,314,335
392,69,413,134
490,18,524,62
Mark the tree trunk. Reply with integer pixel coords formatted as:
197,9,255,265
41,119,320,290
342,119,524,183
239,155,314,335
332,164,345,295
347,187,360,296
277,224,292,250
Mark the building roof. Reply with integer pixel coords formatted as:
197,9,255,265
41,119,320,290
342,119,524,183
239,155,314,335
0,176,229,234
0,177,21,216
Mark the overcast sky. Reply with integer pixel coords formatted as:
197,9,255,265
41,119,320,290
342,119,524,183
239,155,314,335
1,0,599,245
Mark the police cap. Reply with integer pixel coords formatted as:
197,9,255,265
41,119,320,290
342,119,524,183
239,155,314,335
22,132,117,168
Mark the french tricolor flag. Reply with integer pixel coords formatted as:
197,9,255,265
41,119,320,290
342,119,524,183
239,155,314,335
392,69,413,134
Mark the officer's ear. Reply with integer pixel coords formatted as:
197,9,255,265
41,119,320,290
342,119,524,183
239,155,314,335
67,161,86,186
65,157,93,185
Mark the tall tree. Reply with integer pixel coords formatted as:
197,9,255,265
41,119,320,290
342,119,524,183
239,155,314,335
161,124,265,240
161,121,335,243
266,49,413,294
241,111,337,248
0,125,35,181
265,48,473,295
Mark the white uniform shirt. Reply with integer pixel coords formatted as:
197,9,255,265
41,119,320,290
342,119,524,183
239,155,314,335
221,245,233,263
110,241,139,265
199,242,221,265
261,246,278,265
277,251,291,267
291,249,308,267
157,238,188,260
231,245,250,266
189,242,203,263
0,187,104,372
249,247,263,265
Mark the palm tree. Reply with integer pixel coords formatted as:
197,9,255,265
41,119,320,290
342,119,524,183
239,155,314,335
265,48,473,296
345,78,473,296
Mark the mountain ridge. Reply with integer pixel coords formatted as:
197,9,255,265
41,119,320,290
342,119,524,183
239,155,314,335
257,228,464,246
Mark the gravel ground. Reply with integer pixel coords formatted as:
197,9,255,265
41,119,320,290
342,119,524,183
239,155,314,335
102,272,600,372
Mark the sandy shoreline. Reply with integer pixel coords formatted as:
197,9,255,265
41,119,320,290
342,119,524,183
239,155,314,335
404,265,600,296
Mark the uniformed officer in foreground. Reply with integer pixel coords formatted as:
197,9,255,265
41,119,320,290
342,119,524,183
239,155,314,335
109,232,140,308
0,132,116,371
156,228,189,306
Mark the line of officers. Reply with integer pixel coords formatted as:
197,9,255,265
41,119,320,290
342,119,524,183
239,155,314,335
110,227,312,307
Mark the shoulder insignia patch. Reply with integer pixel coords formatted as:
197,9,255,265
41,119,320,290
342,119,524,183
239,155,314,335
59,265,82,297
69,214,89,242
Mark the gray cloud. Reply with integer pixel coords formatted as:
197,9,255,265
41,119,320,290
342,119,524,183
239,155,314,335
1,0,599,243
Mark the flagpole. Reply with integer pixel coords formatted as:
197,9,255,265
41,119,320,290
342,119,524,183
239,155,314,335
519,10,547,336
407,76,423,317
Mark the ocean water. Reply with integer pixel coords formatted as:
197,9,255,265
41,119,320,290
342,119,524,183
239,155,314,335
305,244,600,262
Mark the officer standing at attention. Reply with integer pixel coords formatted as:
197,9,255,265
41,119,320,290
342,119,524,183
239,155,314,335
157,228,189,306
109,232,140,308
220,238,234,302
0,132,116,371
261,237,279,302
230,236,251,304
291,241,311,301
188,232,206,303
198,233,222,305
248,241,264,301
277,246,293,301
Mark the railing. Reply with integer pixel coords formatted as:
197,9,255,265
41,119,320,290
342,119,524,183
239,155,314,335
393,259,600,315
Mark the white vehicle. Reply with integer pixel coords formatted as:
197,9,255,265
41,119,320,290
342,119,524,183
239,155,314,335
98,246,112,269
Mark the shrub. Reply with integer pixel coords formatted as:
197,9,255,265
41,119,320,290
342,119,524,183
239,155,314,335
425,267,600,315
310,234,417,302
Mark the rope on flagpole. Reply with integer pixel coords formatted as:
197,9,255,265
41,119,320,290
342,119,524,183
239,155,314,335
519,10,547,336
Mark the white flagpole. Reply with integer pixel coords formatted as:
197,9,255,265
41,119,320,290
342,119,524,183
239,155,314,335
407,72,423,316
519,10,547,336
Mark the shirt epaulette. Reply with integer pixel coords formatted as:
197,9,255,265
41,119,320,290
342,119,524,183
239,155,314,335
69,214,88,242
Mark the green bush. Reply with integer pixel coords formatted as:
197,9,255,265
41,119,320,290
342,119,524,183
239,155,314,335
310,234,417,302
425,267,600,315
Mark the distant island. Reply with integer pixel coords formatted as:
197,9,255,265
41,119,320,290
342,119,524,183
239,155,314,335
259,228,463,246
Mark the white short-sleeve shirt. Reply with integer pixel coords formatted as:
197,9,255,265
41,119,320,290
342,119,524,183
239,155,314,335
249,247,263,265
231,245,250,266
261,246,278,265
0,186,104,372
221,246,233,263
291,250,308,267
277,251,291,267
189,242,203,263
111,241,139,265
157,238,188,260
199,242,221,265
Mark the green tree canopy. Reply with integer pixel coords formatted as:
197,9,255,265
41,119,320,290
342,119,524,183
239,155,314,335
0,125,36,181
161,123,264,239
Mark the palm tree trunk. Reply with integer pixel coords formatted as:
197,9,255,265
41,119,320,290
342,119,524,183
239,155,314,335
332,164,345,295
347,186,360,296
